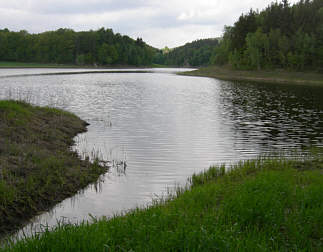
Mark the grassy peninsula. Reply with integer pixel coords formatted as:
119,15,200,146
0,100,106,236
3,152,322,251
181,66,323,86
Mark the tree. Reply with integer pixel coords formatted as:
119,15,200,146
211,0,323,71
162,39,219,66
0,27,156,66
98,43,118,65
231,9,258,51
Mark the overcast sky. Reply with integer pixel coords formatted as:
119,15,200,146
0,0,299,48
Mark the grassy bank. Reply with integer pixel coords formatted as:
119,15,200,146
0,61,168,69
0,62,79,68
181,66,323,86
3,152,322,251
0,100,107,236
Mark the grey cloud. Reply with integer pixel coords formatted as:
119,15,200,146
38,1,143,15
0,0,300,48
3,0,149,15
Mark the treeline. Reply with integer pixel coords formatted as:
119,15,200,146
212,0,323,71
154,39,219,67
0,28,155,66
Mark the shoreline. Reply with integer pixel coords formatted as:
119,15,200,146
3,153,322,250
0,101,107,237
0,61,149,69
180,66,323,86
0,61,189,70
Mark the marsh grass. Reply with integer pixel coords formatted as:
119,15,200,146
3,152,322,251
0,100,107,236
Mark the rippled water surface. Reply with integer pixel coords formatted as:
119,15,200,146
0,68,322,236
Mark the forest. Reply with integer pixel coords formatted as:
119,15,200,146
0,26,218,67
0,0,322,69
212,0,323,71
154,39,219,67
0,28,155,66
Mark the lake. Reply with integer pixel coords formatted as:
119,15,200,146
0,68,322,237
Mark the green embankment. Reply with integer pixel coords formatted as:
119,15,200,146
0,62,79,68
0,100,106,235
0,61,167,69
3,152,322,251
181,66,323,86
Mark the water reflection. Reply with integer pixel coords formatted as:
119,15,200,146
218,81,323,150
0,69,321,239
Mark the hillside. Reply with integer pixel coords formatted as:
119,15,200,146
154,38,219,67
212,0,323,71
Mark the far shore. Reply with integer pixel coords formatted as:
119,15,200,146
2,61,322,86
0,61,190,70
0,61,149,69
180,66,323,86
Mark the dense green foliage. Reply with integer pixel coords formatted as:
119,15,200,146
154,39,219,66
212,0,323,71
3,155,322,251
0,28,155,66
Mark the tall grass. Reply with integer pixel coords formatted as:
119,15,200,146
3,153,322,251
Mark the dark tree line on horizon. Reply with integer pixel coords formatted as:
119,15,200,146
0,26,219,67
154,39,219,67
1,0,322,70
212,0,323,71
0,28,155,66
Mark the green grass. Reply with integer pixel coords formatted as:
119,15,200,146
0,100,107,236
181,66,323,86
0,61,80,68
150,64,169,68
0,61,169,69
3,153,322,251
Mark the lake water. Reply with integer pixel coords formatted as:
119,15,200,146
0,68,322,237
